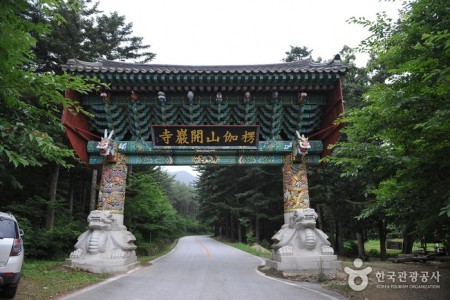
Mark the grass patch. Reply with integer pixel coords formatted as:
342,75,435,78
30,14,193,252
215,237,272,259
364,240,401,257
17,240,179,299
137,240,178,264
364,239,439,258
18,260,110,299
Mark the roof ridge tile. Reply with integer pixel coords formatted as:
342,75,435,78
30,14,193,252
61,56,348,74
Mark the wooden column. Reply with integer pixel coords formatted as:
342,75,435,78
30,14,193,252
97,153,128,225
282,154,310,223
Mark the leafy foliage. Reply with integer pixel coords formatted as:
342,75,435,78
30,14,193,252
330,0,450,252
126,171,179,243
0,0,163,259
29,0,155,73
282,45,313,62
124,167,205,255
197,165,283,243
0,0,100,184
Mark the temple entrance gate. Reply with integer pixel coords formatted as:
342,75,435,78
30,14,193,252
62,57,347,274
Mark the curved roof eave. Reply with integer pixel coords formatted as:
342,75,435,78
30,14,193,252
61,56,348,75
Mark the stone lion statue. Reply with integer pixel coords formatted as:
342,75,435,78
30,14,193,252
272,208,334,256
70,210,137,260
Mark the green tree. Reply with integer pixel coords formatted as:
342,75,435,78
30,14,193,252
29,0,155,73
334,0,450,253
0,0,98,186
171,181,198,218
282,45,313,62
197,166,283,244
125,172,179,244
339,45,370,109
2,0,156,230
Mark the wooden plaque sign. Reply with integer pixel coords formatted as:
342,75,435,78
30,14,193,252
151,125,259,149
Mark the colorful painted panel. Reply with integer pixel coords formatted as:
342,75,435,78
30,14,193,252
283,156,310,212
89,154,320,165
97,154,128,214
87,140,323,154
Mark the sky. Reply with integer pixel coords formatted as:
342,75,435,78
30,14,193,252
96,0,404,175
97,0,404,66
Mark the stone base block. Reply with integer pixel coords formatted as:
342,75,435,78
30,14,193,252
64,256,139,274
266,255,342,277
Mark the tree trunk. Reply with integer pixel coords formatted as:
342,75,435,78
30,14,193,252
215,224,219,237
80,181,87,214
334,220,344,256
356,230,366,260
237,223,242,243
255,216,260,242
224,219,229,240
89,169,98,211
402,224,415,254
334,219,339,252
316,204,323,231
378,218,388,260
69,188,74,216
45,164,59,231
230,212,235,241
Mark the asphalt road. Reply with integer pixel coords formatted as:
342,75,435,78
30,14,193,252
61,236,346,300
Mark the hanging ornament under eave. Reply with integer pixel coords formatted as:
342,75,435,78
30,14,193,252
158,91,166,103
187,91,194,103
271,91,279,103
100,91,111,103
131,90,138,101
244,91,251,104
299,92,307,105
216,92,223,103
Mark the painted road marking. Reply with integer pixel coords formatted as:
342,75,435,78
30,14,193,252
196,237,211,257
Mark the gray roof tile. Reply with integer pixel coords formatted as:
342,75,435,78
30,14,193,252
62,56,347,75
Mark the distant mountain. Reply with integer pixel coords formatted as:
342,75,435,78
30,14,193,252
172,171,197,185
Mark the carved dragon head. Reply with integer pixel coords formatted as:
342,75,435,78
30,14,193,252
87,210,114,230
97,129,115,157
293,131,311,157
292,208,318,229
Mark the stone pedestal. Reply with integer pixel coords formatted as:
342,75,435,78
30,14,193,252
65,256,138,274
266,255,342,277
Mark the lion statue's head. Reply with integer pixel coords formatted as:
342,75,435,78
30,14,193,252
292,208,318,229
87,210,115,230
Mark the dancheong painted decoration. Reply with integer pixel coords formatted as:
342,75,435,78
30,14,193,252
62,56,347,166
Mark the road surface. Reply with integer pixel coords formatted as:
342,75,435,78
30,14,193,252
62,236,346,300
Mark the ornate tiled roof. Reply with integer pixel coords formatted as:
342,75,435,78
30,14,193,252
62,56,347,92
63,57,346,164
62,55,348,74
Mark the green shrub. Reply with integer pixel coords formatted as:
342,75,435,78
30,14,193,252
246,229,256,245
24,221,85,259
367,248,380,257
344,240,358,256
259,239,272,249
